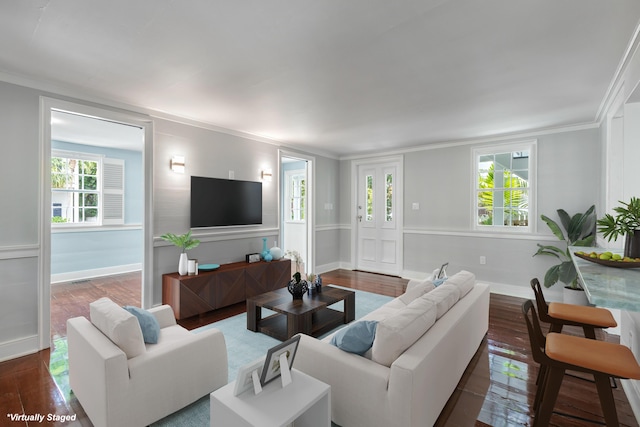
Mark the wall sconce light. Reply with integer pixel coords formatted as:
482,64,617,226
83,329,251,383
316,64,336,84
170,156,185,173
261,168,273,181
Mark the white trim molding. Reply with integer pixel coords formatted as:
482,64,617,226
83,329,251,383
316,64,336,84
0,245,39,260
51,263,142,284
0,335,39,363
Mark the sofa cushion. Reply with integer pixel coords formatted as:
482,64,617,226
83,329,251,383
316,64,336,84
371,297,437,367
446,270,476,298
421,284,461,319
123,306,161,344
90,297,146,359
330,320,378,355
399,280,435,305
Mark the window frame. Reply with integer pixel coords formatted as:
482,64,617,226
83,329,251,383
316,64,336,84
51,150,126,228
284,169,306,223
472,140,537,233
51,150,103,227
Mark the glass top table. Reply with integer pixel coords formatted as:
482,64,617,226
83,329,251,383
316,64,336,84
569,246,640,311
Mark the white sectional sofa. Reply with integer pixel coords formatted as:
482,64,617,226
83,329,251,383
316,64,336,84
295,271,490,427
67,298,228,427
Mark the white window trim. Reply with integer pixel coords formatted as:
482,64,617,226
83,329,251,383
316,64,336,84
471,140,537,233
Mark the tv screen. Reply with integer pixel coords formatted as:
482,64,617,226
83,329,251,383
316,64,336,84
190,176,262,227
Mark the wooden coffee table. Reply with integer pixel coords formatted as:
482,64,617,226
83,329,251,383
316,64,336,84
246,286,355,341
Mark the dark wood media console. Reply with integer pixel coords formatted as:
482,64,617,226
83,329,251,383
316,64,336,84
162,258,291,320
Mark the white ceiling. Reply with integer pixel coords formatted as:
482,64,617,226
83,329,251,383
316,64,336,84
51,110,144,151
2,1,639,157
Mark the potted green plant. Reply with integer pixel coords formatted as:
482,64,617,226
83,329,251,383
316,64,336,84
596,197,640,259
160,230,200,275
533,206,596,301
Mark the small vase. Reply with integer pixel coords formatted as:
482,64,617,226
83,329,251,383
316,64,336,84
261,237,269,260
270,241,283,260
624,230,640,259
178,253,188,275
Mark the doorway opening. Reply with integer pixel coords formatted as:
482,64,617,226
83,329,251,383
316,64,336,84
279,151,314,277
40,98,154,351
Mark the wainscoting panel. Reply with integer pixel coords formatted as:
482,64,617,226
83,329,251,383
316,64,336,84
0,255,39,361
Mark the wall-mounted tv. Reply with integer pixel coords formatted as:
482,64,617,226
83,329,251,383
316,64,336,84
190,176,262,227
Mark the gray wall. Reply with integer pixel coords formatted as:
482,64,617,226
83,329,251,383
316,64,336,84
0,81,41,359
0,79,341,360
339,127,601,298
151,118,341,305
50,141,143,277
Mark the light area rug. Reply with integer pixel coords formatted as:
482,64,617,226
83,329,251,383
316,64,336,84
152,286,392,426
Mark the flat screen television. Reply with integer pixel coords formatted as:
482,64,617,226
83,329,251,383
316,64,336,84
190,176,262,227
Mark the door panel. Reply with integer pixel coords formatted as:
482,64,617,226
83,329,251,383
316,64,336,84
356,160,402,275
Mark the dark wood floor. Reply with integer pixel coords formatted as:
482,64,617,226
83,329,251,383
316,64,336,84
1,269,638,426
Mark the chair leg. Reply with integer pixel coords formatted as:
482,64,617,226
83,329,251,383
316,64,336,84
549,322,563,334
583,326,597,339
535,363,547,386
534,364,549,411
594,374,619,426
534,366,565,427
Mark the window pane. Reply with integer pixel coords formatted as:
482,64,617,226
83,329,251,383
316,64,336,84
83,176,97,190
83,208,98,222
385,173,393,222
84,193,98,207
366,175,374,221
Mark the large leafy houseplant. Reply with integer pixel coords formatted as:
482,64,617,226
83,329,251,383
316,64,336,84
533,205,596,288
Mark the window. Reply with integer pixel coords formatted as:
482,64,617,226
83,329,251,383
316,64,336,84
285,170,306,222
51,150,124,226
473,141,536,231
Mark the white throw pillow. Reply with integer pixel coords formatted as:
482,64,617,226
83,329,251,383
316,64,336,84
445,270,476,298
371,297,437,367
399,280,436,305
421,284,461,319
90,297,146,359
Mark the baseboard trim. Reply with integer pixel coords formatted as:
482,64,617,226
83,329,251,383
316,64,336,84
622,380,640,424
51,263,142,284
0,335,39,363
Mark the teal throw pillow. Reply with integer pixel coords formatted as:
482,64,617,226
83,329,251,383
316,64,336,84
433,277,448,287
330,320,378,355
123,306,160,344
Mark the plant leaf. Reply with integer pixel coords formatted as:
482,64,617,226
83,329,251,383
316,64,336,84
541,215,565,241
533,244,565,260
543,265,561,288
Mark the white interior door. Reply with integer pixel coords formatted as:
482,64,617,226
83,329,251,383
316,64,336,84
356,159,402,276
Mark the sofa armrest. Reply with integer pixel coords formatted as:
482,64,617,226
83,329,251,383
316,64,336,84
148,305,177,329
67,317,130,427
128,327,228,397
405,279,424,293
295,333,392,426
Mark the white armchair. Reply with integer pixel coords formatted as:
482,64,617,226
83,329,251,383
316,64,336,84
67,298,228,427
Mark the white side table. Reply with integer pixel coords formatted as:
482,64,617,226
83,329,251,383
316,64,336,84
210,368,331,427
